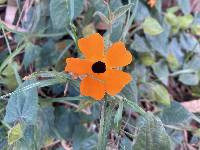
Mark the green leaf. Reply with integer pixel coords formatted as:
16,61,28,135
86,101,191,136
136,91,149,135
142,17,164,35
149,83,171,106
167,53,180,70
165,12,178,26
8,123,23,145
166,6,180,14
15,109,55,150
0,62,19,90
159,101,192,125
178,15,193,29
4,80,39,125
1,62,19,77
140,53,156,66
134,112,172,150
191,25,200,35
0,43,26,73
77,99,95,113
0,0,6,4
113,4,133,21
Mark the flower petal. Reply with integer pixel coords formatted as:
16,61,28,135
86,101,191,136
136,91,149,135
65,58,92,75
78,33,104,61
104,70,132,96
80,76,105,100
105,42,132,68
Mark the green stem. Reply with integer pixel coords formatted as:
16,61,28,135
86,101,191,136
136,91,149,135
97,98,115,150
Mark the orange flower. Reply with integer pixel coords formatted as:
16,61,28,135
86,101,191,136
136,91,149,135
147,0,156,7
65,33,132,100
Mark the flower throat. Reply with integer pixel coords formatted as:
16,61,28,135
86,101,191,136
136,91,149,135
92,61,106,73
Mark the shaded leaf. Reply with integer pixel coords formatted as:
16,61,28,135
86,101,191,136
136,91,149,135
179,33,200,53
50,0,83,29
50,0,71,29
22,43,42,68
36,106,55,147
131,34,150,52
152,60,169,86
110,17,125,42
167,38,184,65
4,80,39,125
120,137,132,150
159,101,192,125
72,125,93,150
146,23,170,57
55,106,80,139
176,0,191,14
121,71,138,101
81,134,98,150
179,73,199,85
184,55,200,70
0,139,7,150
134,1,150,22
134,112,172,150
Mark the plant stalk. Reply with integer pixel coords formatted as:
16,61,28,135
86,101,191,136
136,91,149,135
97,98,115,150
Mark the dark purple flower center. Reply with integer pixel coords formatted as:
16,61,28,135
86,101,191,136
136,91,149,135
92,61,106,73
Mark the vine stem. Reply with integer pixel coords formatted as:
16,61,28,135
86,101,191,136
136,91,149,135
97,97,115,150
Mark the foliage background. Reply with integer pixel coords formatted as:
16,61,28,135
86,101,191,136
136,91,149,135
0,0,200,149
